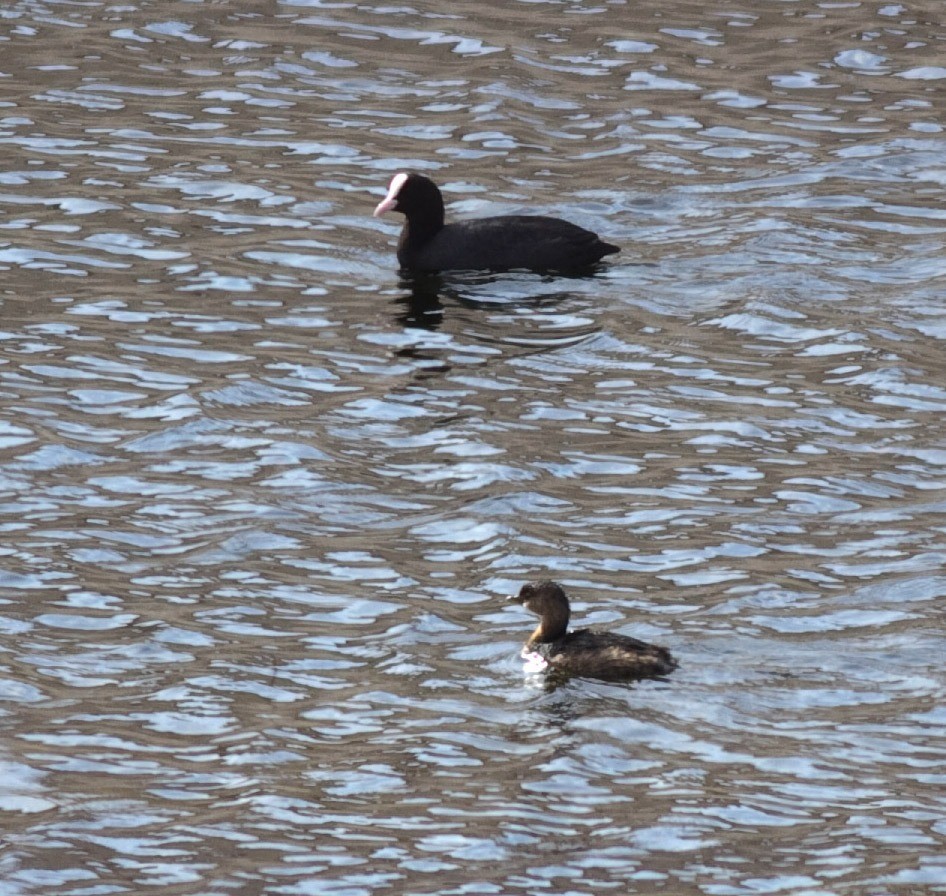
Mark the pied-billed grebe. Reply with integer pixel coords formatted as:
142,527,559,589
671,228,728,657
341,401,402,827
509,580,676,681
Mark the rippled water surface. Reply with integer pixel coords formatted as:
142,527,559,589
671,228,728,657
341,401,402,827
2,1,946,893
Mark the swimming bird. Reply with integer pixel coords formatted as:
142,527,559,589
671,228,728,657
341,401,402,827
509,580,675,682
373,172,619,272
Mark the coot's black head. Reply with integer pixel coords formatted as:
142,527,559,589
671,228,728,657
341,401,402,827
373,172,445,229
509,580,571,643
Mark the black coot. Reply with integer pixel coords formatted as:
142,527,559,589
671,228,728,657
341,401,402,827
373,172,619,273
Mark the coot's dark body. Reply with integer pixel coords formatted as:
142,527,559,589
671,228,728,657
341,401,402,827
374,172,619,273
396,216,618,272
510,580,675,682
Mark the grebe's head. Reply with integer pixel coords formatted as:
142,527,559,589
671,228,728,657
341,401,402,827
508,580,570,643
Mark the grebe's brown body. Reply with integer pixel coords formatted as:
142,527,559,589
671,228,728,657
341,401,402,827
510,581,675,682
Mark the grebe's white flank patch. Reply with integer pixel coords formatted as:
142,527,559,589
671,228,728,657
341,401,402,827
521,645,549,674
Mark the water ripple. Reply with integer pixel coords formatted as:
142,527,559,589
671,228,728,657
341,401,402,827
1,1,945,894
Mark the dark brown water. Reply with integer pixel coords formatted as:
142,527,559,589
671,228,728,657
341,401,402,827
1,1,945,893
